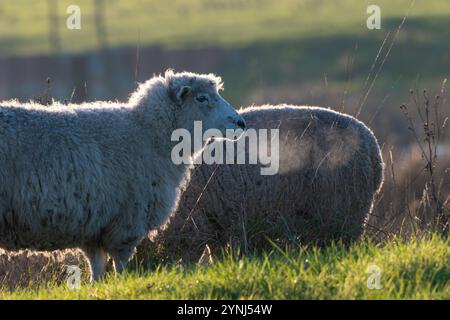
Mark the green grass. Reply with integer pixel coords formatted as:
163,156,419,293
1,235,448,299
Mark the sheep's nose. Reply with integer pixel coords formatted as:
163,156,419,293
233,119,245,129
227,116,246,129
236,119,246,129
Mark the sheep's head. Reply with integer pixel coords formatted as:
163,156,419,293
165,70,246,136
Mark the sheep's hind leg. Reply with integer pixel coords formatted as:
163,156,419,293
82,246,108,283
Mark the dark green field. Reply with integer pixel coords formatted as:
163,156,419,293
1,0,450,104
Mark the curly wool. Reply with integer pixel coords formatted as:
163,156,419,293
0,70,240,280
0,248,87,290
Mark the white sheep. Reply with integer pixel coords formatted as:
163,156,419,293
0,70,245,282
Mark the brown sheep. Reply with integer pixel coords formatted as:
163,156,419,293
143,105,384,262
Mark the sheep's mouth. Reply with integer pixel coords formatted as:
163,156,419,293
221,128,246,142
231,119,246,130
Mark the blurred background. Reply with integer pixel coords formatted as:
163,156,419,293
0,0,449,234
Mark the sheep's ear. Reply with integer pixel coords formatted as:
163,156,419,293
171,85,191,106
178,86,191,102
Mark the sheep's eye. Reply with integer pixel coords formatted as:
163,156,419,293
196,96,208,103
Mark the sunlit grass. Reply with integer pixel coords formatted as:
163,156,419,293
1,235,448,299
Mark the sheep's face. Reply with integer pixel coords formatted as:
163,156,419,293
167,71,246,136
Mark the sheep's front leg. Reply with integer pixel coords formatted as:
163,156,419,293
82,246,108,283
110,247,136,275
